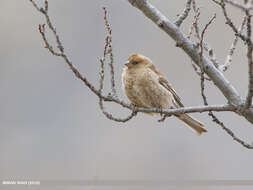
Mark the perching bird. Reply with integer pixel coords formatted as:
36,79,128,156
122,53,207,135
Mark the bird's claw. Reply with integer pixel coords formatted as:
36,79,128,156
158,114,171,122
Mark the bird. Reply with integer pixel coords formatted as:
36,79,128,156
122,53,207,135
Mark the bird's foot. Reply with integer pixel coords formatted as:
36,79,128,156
158,114,171,122
131,105,138,116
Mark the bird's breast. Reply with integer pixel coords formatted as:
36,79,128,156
122,68,173,108
122,68,143,106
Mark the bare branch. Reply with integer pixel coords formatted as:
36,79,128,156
99,100,137,122
213,0,249,44
244,11,253,109
192,0,201,38
212,0,253,11
211,0,253,112
189,2,220,68
29,0,41,12
199,14,216,106
175,0,192,27
103,7,117,97
99,59,105,93
187,5,200,39
127,0,253,124
99,94,137,122
138,104,236,114
224,0,253,11
199,14,217,71
97,7,137,122
192,11,216,81
38,24,61,56
199,14,216,59
188,4,217,74
191,63,211,80
30,0,104,99
209,112,253,149
103,98,237,115
220,16,247,72
41,0,64,53
206,45,220,68
197,14,253,149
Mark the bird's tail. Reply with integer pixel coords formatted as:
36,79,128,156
177,114,207,135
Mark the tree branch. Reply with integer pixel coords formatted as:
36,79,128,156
190,1,220,69
244,11,253,109
98,7,137,122
175,0,192,27
199,14,216,106
220,16,247,72
195,13,253,149
212,0,249,44
126,0,253,124
224,0,253,11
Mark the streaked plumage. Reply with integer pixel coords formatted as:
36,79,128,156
122,53,207,135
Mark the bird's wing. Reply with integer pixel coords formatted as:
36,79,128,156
158,77,184,108
148,64,184,108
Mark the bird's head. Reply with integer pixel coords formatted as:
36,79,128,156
125,53,152,69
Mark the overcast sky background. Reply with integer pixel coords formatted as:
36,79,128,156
1,0,253,189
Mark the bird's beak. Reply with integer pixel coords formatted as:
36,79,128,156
125,61,131,67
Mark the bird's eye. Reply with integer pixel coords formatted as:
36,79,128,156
132,61,138,65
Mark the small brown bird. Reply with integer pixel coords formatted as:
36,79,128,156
122,53,207,135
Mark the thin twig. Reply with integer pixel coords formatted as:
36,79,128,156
103,7,117,97
99,100,137,122
98,7,137,122
187,6,200,39
211,0,253,110
29,0,41,12
213,0,249,44
99,59,105,94
199,15,216,61
198,14,253,149
208,112,253,149
31,0,108,101
199,14,216,106
191,63,211,80
175,0,192,27
224,0,253,11
212,0,253,11
244,11,253,109
192,0,201,39
199,13,216,101
189,2,219,75
220,16,247,72
190,2,220,68
38,24,61,56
